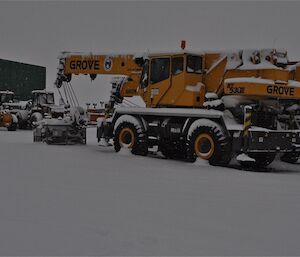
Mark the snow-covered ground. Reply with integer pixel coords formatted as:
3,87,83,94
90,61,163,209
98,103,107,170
1,128,300,255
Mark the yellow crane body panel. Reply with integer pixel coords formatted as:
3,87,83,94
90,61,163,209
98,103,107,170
224,80,300,99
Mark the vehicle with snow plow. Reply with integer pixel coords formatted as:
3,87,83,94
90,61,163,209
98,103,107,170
2,100,31,128
0,90,15,105
35,46,300,168
0,90,18,131
32,88,87,144
14,90,66,129
0,110,17,131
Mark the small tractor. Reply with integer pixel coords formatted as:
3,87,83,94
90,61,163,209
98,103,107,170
16,90,65,129
0,90,15,104
32,88,87,144
0,90,18,131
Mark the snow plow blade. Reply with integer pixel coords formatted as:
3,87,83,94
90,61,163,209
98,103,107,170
34,123,86,145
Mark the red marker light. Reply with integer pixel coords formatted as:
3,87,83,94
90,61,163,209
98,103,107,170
181,40,186,50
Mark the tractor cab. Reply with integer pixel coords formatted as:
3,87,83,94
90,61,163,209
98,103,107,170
0,91,15,106
32,90,54,106
30,90,55,117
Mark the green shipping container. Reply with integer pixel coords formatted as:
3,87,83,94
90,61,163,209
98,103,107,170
0,59,46,100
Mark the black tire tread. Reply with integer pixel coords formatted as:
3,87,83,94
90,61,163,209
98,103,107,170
7,122,17,131
188,122,232,166
114,121,148,156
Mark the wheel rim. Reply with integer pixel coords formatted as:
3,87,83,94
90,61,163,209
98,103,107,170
119,127,135,148
194,133,215,159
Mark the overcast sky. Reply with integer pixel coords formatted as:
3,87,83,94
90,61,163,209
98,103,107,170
1,1,300,105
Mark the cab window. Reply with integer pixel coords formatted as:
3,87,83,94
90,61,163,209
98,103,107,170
34,93,54,105
172,57,184,75
0,94,6,103
187,55,202,74
47,94,54,104
0,93,13,103
150,58,170,84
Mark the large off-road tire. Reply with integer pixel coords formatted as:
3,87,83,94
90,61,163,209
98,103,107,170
188,119,232,166
240,153,276,169
30,112,43,128
18,121,28,130
280,153,300,164
16,110,29,129
183,141,197,163
7,122,17,131
114,118,148,156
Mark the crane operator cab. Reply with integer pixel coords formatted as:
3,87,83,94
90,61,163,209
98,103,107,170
138,53,206,108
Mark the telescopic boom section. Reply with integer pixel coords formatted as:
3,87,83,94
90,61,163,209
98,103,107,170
61,54,143,97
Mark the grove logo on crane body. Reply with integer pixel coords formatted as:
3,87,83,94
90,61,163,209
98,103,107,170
104,57,113,71
266,85,295,96
69,60,100,71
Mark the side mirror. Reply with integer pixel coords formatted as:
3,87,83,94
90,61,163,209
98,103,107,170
135,57,145,66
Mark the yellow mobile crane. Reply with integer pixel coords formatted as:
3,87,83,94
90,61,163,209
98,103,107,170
43,47,300,167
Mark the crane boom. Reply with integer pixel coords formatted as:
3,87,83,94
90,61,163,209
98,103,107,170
64,54,142,75
55,53,143,99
